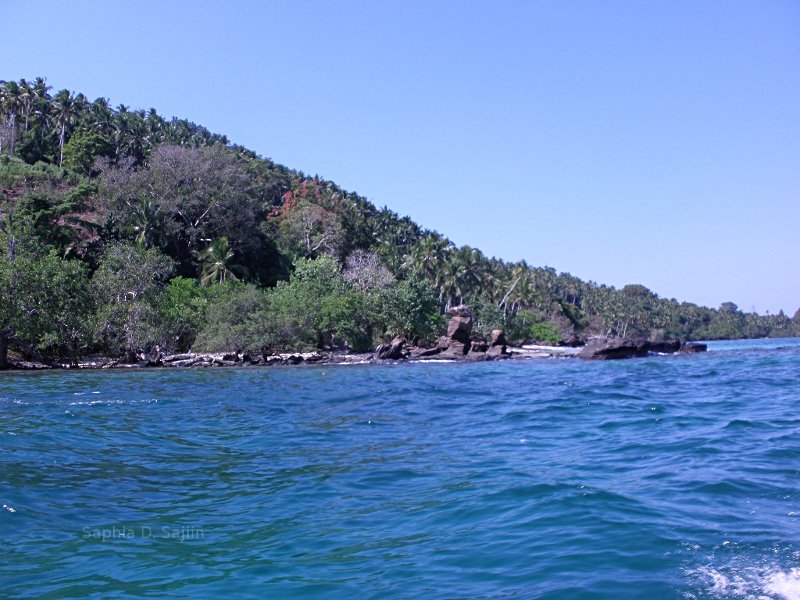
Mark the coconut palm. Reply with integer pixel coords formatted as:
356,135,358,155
53,89,85,165
199,237,239,286
1,80,22,155
130,199,158,247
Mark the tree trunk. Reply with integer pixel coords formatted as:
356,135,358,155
59,123,65,166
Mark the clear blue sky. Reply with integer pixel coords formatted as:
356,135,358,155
3,0,798,314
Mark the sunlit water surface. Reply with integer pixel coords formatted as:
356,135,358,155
2,339,799,599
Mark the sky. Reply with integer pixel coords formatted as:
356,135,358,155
2,0,798,314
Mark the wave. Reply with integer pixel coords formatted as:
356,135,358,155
690,565,800,599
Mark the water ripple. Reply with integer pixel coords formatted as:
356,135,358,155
1,339,799,598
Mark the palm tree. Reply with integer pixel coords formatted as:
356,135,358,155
405,234,450,284
89,97,115,138
31,77,52,151
17,79,33,135
199,237,239,286
453,245,487,299
439,258,464,310
1,80,22,155
53,89,85,165
130,199,157,247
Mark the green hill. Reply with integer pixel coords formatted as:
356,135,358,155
1,77,797,366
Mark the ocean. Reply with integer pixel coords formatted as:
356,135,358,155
1,338,799,599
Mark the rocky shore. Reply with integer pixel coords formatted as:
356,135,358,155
2,306,707,371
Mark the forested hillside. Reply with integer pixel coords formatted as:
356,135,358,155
1,78,797,366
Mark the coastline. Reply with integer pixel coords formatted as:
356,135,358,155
2,346,568,371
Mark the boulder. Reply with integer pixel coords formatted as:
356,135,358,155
446,306,473,344
578,337,649,360
579,337,700,359
471,340,488,353
647,340,682,354
487,345,508,359
443,340,471,356
489,329,507,347
680,342,708,353
376,336,408,360
409,346,443,359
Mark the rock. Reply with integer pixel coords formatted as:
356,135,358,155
578,337,649,360
443,340,471,356
561,334,583,347
471,340,488,353
409,346,443,359
579,337,698,360
680,342,707,353
446,306,473,344
376,336,407,360
489,329,507,347
162,353,194,363
487,345,508,359
647,340,682,354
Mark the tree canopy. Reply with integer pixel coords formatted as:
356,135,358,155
1,77,796,366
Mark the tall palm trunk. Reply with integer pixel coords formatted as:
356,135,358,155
59,122,66,166
8,113,16,156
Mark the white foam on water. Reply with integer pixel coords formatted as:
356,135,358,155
766,570,800,600
67,398,157,406
3,504,16,513
691,565,800,599
409,359,455,364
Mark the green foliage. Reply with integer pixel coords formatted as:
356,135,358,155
375,276,444,344
469,295,506,339
62,129,113,174
264,256,365,350
192,282,266,353
92,242,174,360
1,76,793,366
0,243,93,366
159,277,209,351
505,309,562,344
199,237,239,286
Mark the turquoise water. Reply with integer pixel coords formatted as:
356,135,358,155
2,339,799,599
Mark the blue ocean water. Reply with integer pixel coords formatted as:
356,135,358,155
1,339,799,599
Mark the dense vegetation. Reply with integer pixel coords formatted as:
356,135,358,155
1,77,797,367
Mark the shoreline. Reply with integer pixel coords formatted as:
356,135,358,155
1,339,714,372
2,345,576,372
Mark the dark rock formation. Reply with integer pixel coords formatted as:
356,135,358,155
471,340,488,353
489,329,507,347
446,305,473,344
647,340,682,354
409,346,444,359
443,340,470,356
680,342,708,353
578,338,651,360
579,337,707,360
375,336,408,360
487,345,507,359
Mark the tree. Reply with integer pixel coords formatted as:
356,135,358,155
199,237,239,285
52,89,85,166
98,144,265,280
192,282,265,353
92,242,174,362
0,248,92,368
375,276,443,343
62,128,113,174
343,249,394,293
1,81,22,156
277,200,344,259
